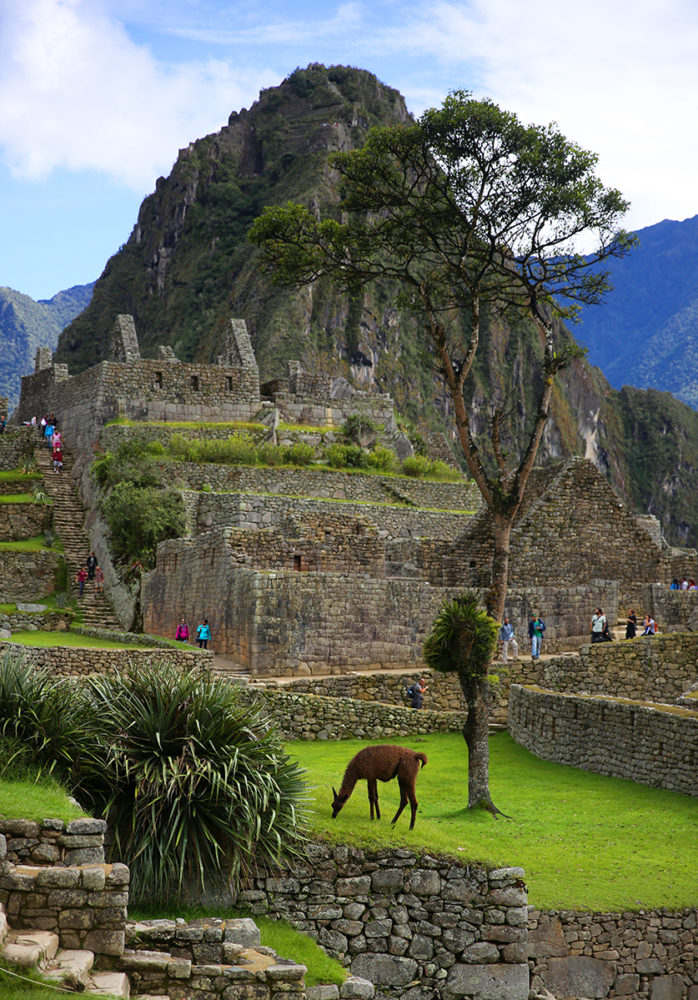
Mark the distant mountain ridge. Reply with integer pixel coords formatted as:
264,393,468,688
575,215,698,408
31,65,698,546
0,284,94,410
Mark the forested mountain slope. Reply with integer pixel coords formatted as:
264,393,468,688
55,65,698,547
0,283,93,409
575,215,698,408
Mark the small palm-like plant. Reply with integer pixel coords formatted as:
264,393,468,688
0,651,99,789
84,662,307,904
423,592,502,815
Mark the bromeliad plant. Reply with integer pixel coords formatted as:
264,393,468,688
84,662,307,904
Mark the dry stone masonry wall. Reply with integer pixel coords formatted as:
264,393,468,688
0,640,213,678
508,684,698,796
240,843,530,1000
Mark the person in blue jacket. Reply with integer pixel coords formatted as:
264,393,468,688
196,618,211,649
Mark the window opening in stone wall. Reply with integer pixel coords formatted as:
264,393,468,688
293,554,302,571
191,375,199,391
226,376,233,392
154,371,163,388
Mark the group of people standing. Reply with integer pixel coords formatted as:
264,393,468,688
595,607,658,641
176,617,212,649
497,614,546,661
40,413,63,472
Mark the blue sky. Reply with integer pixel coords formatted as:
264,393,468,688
2,0,698,301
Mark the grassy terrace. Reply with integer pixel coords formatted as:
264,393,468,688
290,732,698,912
6,631,160,650
0,536,61,552
0,776,85,824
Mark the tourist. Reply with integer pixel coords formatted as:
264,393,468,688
680,577,689,590
44,417,55,450
94,565,105,595
601,618,613,642
499,617,519,662
85,551,97,580
176,617,190,642
196,618,211,649
76,565,88,596
52,442,63,473
0,414,5,434
625,609,637,639
531,614,545,659
408,676,428,709
689,579,698,591
590,607,606,643
670,578,679,590
642,614,656,636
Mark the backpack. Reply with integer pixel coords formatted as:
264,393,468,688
406,684,416,699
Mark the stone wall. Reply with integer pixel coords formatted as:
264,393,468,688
536,632,698,702
239,686,467,740
0,817,106,867
508,684,698,796
0,549,62,602
0,828,128,959
528,908,698,1000
0,500,50,541
188,491,472,543
0,427,35,471
0,640,213,677
240,842,530,1000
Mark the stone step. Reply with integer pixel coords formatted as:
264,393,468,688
1,930,59,967
43,947,95,988
89,969,131,997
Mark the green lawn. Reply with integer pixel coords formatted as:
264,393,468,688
289,732,698,911
7,631,157,650
0,776,86,823
0,494,47,504
0,537,60,552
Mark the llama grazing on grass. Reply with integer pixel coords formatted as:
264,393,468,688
331,744,428,830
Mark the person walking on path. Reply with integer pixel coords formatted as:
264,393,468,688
85,551,97,581
176,617,190,642
94,565,105,595
76,565,88,597
499,617,519,662
196,618,211,649
531,615,545,659
408,676,428,709
590,607,606,643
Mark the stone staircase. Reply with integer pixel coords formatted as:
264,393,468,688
35,444,121,630
0,923,132,997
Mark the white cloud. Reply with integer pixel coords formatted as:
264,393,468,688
0,0,278,190
375,0,698,230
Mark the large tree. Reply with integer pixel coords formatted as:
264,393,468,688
250,91,634,811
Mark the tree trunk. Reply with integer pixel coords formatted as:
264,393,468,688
462,678,503,816
486,514,512,624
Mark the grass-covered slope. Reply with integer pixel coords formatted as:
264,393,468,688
290,732,698,911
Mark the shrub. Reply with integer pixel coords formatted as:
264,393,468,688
283,442,315,466
325,443,350,468
257,441,285,466
366,445,398,472
101,483,186,568
343,413,379,447
402,455,431,478
0,652,99,791
84,663,307,903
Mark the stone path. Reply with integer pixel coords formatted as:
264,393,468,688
35,443,121,630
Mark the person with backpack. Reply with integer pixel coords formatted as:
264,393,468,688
407,676,427,709
498,617,519,662
196,618,211,649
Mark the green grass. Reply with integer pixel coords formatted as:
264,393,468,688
0,537,60,552
107,418,266,431
7,631,157,650
128,904,346,986
0,775,85,823
0,494,44,504
289,732,698,911
0,470,41,482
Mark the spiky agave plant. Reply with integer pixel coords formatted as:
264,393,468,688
84,661,307,904
423,592,502,815
0,650,99,791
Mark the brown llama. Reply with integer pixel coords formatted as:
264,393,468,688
331,744,428,830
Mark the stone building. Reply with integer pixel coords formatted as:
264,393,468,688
13,315,696,675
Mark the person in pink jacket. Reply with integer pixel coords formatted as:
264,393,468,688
176,617,190,642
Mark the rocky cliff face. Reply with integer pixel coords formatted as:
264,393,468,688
55,65,698,547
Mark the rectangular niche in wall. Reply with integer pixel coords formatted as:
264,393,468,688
154,371,163,388
226,376,233,392
191,375,200,391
